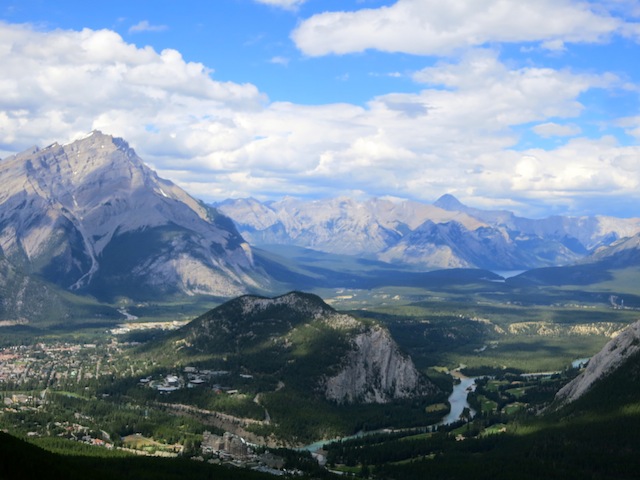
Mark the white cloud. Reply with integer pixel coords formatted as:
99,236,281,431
617,116,640,139
269,56,290,66
292,0,626,57
533,122,582,138
0,22,264,152
0,22,638,217
411,50,614,129
128,20,168,34
540,39,567,52
253,0,307,10
369,71,403,78
510,138,640,197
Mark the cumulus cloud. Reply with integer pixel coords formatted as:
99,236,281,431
410,50,614,131
0,22,638,217
292,0,627,56
509,138,640,199
0,22,264,152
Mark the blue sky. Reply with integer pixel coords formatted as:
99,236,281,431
1,0,639,218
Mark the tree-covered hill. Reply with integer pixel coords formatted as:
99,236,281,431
0,432,279,480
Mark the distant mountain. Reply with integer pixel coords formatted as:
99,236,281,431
506,231,640,292
434,194,639,252
217,196,640,271
166,291,435,405
216,197,481,256
378,219,579,270
586,232,640,267
0,131,269,301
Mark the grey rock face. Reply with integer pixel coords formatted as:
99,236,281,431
586,232,640,267
555,320,640,406
0,131,267,299
323,325,431,404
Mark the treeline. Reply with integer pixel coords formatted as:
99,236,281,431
325,411,640,480
255,389,447,443
326,431,453,467
374,411,640,479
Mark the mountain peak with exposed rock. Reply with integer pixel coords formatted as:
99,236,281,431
433,193,468,211
0,131,268,300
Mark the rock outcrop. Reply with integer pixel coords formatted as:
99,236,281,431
555,320,640,406
323,325,429,404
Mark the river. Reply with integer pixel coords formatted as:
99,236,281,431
302,373,477,451
440,375,476,425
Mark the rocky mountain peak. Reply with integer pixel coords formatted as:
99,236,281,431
20,132,139,209
587,233,640,267
0,132,267,299
433,193,467,211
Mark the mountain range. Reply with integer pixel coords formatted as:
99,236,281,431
2,130,639,314
217,196,640,271
0,131,268,302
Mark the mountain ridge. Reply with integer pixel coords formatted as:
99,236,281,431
217,195,640,271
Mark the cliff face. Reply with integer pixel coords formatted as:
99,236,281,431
555,320,640,406
323,325,430,404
